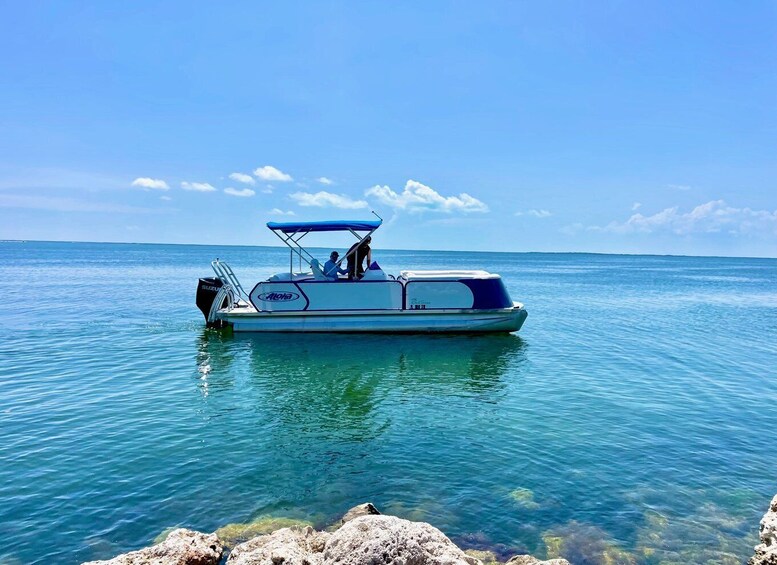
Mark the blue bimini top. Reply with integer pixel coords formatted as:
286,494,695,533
266,220,382,234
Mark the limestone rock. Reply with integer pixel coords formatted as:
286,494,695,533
340,502,381,525
81,528,222,565
750,495,777,565
323,514,479,565
226,525,329,565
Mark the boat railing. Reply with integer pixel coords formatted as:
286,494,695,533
211,260,250,305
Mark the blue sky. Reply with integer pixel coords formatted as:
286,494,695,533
1,2,775,256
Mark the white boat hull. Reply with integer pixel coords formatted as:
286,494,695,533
219,303,527,333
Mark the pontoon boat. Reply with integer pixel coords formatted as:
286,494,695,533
196,219,527,333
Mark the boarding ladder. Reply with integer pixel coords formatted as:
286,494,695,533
208,260,251,322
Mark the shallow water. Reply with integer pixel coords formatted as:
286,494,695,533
1,242,776,564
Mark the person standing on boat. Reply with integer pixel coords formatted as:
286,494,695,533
323,251,348,281
346,236,371,279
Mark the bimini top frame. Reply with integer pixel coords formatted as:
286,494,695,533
266,215,382,276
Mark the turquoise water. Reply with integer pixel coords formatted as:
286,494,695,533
1,241,776,564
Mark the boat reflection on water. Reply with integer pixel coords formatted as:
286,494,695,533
194,332,528,441
196,332,527,389
187,332,530,537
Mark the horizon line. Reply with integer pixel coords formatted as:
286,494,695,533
2,238,775,261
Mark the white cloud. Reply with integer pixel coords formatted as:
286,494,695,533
254,165,292,182
515,209,552,218
132,177,169,190
269,208,296,216
365,180,488,214
593,200,777,236
668,184,692,191
229,172,255,185
632,202,642,211
262,185,274,194
290,190,368,209
224,187,255,197
317,177,334,185
160,195,172,201
181,181,217,192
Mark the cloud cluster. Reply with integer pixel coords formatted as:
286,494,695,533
229,172,255,185
130,165,299,200
254,166,292,182
593,200,777,236
132,177,169,191
269,208,296,216
224,187,255,198
365,180,488,214
127,170,495,220
290,191,368,209
181,181,216,192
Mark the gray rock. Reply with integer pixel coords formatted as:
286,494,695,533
323,514,479,565
81,528,222,565
750,495,777,565
340,502,381,525
226,525,330,565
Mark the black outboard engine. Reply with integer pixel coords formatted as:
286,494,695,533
196,277,227,328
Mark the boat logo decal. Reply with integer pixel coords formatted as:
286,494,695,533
258,291,300,302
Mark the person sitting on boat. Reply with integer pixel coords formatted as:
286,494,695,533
323,251,348,281
346,236,371,279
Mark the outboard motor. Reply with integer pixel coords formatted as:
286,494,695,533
196,277,226,328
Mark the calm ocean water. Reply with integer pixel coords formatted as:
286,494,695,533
1,241,776,564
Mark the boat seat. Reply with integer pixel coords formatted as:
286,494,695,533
309,259,328,281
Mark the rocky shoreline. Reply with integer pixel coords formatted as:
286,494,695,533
81,503,569,565
81,495,777,565
749,494,777,565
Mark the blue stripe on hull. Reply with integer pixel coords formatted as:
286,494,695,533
223,308,527,333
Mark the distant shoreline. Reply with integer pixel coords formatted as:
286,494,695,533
2,239,775,261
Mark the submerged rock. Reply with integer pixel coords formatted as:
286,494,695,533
464,549,500,563
635,506,750,564
324,515,479,565
340,502,381,524
750,494,777,565
541,521,636,565
509,488,540,511
81,528,222,565
455,530,529,562
215,516,314,549
226,525,329,565
506,557,571,565
153,527,180,545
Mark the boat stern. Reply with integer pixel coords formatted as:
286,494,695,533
511,301,528,332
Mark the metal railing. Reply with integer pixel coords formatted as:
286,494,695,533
211,259,250,305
